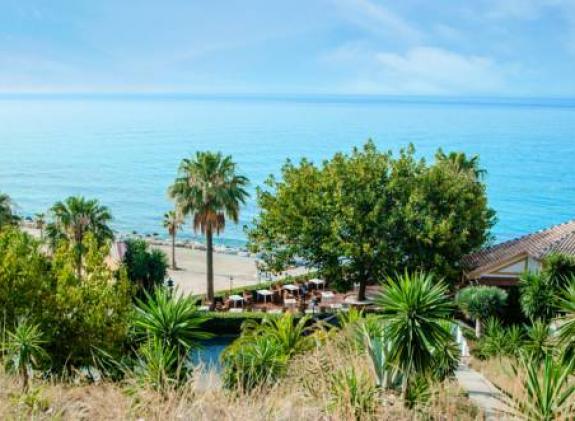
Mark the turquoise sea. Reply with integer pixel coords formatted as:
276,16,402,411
0,95,574,247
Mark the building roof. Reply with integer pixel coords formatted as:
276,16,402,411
463,220,575,278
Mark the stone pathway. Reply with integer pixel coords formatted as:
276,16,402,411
455,364,513,420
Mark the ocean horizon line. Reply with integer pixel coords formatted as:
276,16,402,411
1,92,575,108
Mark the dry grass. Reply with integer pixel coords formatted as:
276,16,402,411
0,335,480,420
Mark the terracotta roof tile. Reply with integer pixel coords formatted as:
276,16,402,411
462,220,575,277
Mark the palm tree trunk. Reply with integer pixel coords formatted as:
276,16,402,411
171,232,177,270
206,226,214,303
358,279,367,302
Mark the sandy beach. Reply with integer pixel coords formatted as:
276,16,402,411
152,243,260,295
21,224,306,296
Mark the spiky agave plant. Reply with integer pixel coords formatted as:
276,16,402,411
360,318,402,390
3,320,48,391
502,354,575,420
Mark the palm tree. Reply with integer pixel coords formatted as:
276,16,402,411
163,210,183,270
374,271,455,402
168,151,249,302
435,150,486,180
34,212,46,240
46,196,113,278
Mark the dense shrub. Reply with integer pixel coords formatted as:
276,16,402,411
0,229,134,371
123,239,168,297
221,313,315,391
0,229,54,328
541,253,575,288
45,235,134,369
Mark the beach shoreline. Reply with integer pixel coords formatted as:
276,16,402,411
20,222,306,296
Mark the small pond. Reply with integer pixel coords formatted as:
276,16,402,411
190,335,238,372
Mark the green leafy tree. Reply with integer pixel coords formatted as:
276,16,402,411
163,210,183,270
0,229,54,328
122,239,168,296
47,233,133,369
249,142,494,300
46,196,113,278
374,271,456,403
3,320,48,391
169,151,249,302
456,286,508,338
0,192,19,229
519,271,557,322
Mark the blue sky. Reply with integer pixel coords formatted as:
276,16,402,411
1,0,574,96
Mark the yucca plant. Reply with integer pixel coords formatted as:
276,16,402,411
256,313,313,357
338,307,363,329
133,287,212,356
474,318,525,360
3,320,48,391
133,338,183,391
556,278,575,361
430,321,460,382
524,320,552,363
404,374,433,409
502,354,575,420
520,271,557,323
375,271,455,402
221,335,288,392
328,366,378,420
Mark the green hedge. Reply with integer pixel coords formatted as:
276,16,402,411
202,311,283,334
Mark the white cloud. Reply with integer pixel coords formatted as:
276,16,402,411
484,0,567,20
324,45,511,95
330,0,422,43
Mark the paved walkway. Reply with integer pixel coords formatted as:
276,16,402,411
455,364,512,420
